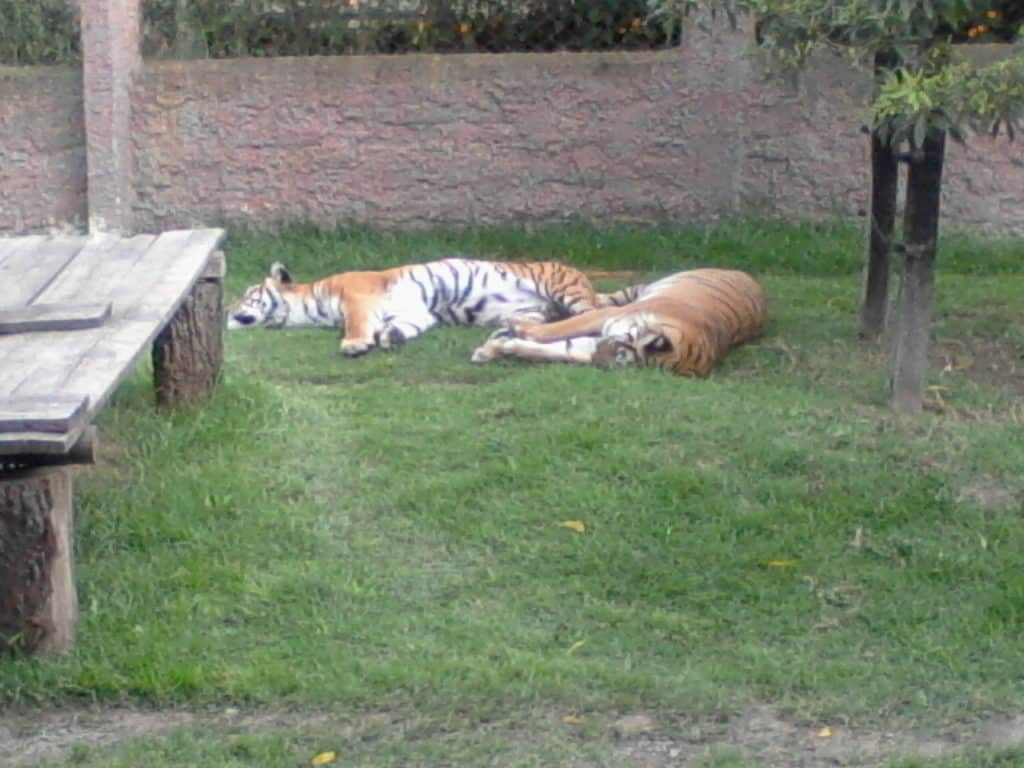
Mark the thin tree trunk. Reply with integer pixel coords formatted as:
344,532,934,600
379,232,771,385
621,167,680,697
889,129,946,416
858,51,900,340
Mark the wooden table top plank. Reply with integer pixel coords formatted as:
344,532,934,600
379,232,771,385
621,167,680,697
0,233,185,396
0,303,112,334
0,428,75,455
0,236,85,308
17,230,226,399
32,233,153,305
0,235,45,266
0,395,89,434
0,234,151,394
0,229,226,452
19,320,163,437
0,237,35,269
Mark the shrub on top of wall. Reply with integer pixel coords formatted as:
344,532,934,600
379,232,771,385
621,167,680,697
142,0,680,59
0,0,79,66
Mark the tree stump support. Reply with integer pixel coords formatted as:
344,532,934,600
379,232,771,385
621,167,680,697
0,466,77,656
152,250,225,407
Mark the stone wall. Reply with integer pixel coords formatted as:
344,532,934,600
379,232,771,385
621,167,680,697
0,67,87,234
1,22,1022,236
130,51,740,230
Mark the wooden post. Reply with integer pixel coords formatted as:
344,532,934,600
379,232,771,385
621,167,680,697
0,467,77,656
152,251,225,407
858,52,900,341
80,0,142,233
890,129,946,416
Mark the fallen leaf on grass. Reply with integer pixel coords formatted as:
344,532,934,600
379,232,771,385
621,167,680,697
562,715,585,726
816,726,833,739
311,751,338,766
566,639,587,654
559,520,586,533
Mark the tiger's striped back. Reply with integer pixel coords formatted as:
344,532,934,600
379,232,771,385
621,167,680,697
496,260,602,316
387,258,600,328
642,268,766,376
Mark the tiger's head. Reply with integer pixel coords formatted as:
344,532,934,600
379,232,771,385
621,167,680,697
592,315,675,370
226,262,294,330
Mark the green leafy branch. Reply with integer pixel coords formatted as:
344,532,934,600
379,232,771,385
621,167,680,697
873,51,1024,144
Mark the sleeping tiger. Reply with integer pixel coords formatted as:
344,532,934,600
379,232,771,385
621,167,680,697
470,268,767,377
226,258,600,357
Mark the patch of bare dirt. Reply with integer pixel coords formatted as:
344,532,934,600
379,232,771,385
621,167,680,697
931,336,1023,396
0,707,193,765
3,705,1024,767
958,477,1022,513
615,705,977,767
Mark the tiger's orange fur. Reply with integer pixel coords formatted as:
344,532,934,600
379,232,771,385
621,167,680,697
471,268,767,377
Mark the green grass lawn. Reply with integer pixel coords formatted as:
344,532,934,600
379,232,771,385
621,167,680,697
2,220,1023,767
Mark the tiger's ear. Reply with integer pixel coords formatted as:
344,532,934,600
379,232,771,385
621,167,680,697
269,262,292,284
640,333,672,354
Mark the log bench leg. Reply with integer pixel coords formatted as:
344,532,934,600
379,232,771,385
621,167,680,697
0,467,77,656
152,250,225,407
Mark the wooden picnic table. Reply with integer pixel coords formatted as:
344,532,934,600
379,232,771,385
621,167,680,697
0,228,227,656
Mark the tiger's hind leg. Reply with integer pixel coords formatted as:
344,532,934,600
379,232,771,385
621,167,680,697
471,336,597,366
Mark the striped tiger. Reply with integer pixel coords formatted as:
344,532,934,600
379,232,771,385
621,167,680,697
226,258,600,357
471,268,767,377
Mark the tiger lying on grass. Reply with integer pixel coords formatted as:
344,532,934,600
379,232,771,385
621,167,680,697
470,268,767,377
226,258,600,357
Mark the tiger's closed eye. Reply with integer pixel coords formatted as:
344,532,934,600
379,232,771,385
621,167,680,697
643,335,672,353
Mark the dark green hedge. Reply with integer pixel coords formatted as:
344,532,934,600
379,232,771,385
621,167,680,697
0,0,79,66
142,0,679,59
2,0,679,65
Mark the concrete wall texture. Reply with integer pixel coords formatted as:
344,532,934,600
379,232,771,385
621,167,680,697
1,21,1021,235
0,67,87,233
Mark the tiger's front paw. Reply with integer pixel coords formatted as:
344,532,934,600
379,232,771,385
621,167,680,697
471,339,506,363
340,339,373,358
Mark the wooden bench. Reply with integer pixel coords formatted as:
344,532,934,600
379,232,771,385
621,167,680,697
0,229,226,656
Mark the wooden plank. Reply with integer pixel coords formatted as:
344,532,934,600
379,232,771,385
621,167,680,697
21,230,226,407
0,303,112,334
0,236,88,308
0,237,29,269
13,230,222,387
0,229,226,455
0,429,75,455
32,232,147,304
0,427,97,467
0,234,157,395
0,395,88,434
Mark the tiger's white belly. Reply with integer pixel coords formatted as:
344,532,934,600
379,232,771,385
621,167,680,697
382,261,558,328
